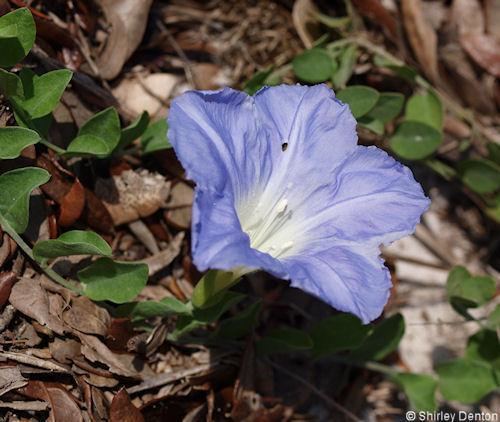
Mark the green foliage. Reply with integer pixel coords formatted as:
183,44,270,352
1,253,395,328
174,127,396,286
0,8,36,68
11,68,73,120
78,258,149,303
310,314,370,357
0,167,50,233
191,270,242,309
212,300,262,340
336,86,380,118
365,92,405,124
446,266,495,314
458,160,500,194
392,373,437,411
244,68,280,95
389,121,441,160
0,127,40,159
66,107,121,157
256,327,313,355
141,119,171,154
117,297,191,321
292,48,335,83
405,91,443,131
466,329,500,371
437,359,498,404
487,305,500,329
118,111,150,150
0,68,23,97
351,313,405,361
331,44,357,88
33,230,112,261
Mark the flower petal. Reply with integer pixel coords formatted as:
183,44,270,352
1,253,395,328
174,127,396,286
192,187,288,278
167,87,271,199
284,245,391,323
295,145,430,250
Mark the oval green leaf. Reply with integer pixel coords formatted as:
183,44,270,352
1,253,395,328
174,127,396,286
366,92,405,123
405,90,443,131
389,121,442,160
392,373,437,412
458,159,500,194
118,111,150,150
256,327,313,355
0,127,40,159
446,266,495,312
0,8,36,67
336,85,380,118
0,167,50,233
78,258,149,303
33,230,112,261
292,48,334,83
141,119,171,154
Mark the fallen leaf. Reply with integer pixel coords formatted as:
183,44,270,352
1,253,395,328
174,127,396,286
164,182,193,230
95,170,170,225
63,296,111,336
83,188,115,234
9,278,66,335
58,179,85,227
402,0,440,83
460,33,500,77
49,338,82,364
110,388,145,422
21,381,83,422
0,367,27,396
95,0,154,80
77,333,141,378
0,234,17,268
0,272,16,307
141,232,184,276
351,0,399,41
113,72,179,118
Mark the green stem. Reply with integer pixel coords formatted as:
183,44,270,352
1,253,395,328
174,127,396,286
327,355,398,376
0,214,82,294
39,138,66,155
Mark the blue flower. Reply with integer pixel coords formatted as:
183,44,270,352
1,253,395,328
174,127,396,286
168,84,430,323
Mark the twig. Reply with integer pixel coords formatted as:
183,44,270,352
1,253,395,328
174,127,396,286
0,351,70,373
266,358,362,422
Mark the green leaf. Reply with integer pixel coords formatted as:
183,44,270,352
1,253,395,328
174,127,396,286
458,160,500,194
11,69,73,119
466,329,500,372
0,167,50,233
256,327,313,355
66,107,121,157
141,119,171,154
213,300,262,340
118,111,150,150
437,358,498,404
33,230,112,261
365,92,405,123
389,121,442,160
487,305,500,330
191,270,242,309
78,258,149,304
405,91,443,131
331,44,357,88
393,373,437,411
487,143,500,166
310,314,370,357
292,48,335,83
358,116,384,135
374,56,418,82
116,296,191,321
0,127,40,159
0,8,36,67
336,86,380,118
424,158,457,181
446,266,495,313
351,313,405,361
315,12,350,29
0,68,23,97
244,68,278,95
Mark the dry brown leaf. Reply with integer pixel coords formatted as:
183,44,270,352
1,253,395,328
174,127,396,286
58,180,86,227
460,33,500,77
164,182,193,230
113,72,179,118
351,0,399,41
110,388,145,422
83,188,115,235
0,272,16,308
21,381,83,422
142,232,184,276
9,278,66,336
0,234,17,268
96,0,154,80
77,333,141,378
452,0,484,36
0,367,27,397
49,338,82,364
401,0,440,83
96,170,170,225
63,296,111,336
